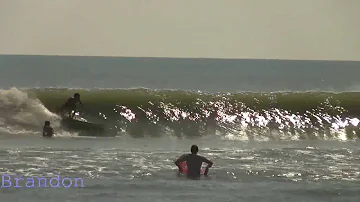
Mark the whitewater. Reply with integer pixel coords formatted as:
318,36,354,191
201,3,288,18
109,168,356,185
0,55,360,202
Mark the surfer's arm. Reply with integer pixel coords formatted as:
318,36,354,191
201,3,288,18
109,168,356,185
200,156,213,176
201,156,213,168
174,155,187,172
78,99,83,106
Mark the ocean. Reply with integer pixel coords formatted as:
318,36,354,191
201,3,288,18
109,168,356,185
0,55,359,201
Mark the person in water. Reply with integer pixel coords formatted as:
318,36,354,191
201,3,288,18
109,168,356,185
174,145,213,179
60,93,83,118
42,121,54,137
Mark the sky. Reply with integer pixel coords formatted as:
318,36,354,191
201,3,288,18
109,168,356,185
0,0,359,61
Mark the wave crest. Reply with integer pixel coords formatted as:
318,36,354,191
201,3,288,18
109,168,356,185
1,88,359,140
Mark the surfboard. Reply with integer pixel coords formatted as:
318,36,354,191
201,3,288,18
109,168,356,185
60,117,105,132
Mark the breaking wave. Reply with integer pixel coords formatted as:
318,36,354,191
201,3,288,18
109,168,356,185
0,87,359,140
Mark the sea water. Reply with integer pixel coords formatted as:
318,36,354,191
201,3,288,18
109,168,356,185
0,55,360,202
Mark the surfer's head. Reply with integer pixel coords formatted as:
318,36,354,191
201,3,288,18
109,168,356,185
74,93,80,100
44,121,50,126
190,145,199,154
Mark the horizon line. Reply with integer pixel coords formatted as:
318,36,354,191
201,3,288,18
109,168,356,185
1,54,359,63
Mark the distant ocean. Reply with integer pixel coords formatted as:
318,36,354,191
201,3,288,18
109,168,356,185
0,55,359,202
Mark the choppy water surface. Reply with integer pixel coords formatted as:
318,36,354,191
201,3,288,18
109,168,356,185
0,137,359,202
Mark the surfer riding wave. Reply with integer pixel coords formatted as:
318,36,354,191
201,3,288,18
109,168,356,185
60,93,83,119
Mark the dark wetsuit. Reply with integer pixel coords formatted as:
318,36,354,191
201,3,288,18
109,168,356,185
175,153,213,179
42,126,54,137
63,98,77,110
62,97,81,118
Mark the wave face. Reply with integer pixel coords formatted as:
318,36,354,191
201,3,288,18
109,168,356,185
1,88,360,140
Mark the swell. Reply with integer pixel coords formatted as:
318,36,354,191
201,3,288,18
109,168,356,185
24,88,360,140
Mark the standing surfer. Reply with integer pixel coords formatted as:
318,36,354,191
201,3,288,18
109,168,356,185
60,93,83,118
174,145,213,179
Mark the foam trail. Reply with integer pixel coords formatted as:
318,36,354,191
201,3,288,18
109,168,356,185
0,88,61,135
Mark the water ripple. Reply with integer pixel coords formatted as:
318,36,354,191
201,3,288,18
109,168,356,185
0,146,359,182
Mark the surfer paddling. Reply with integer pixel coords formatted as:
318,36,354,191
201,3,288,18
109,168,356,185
42,121,54,137
174,145,213,179
60,93,83,118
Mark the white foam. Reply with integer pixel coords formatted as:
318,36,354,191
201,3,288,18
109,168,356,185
0,87,61,135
